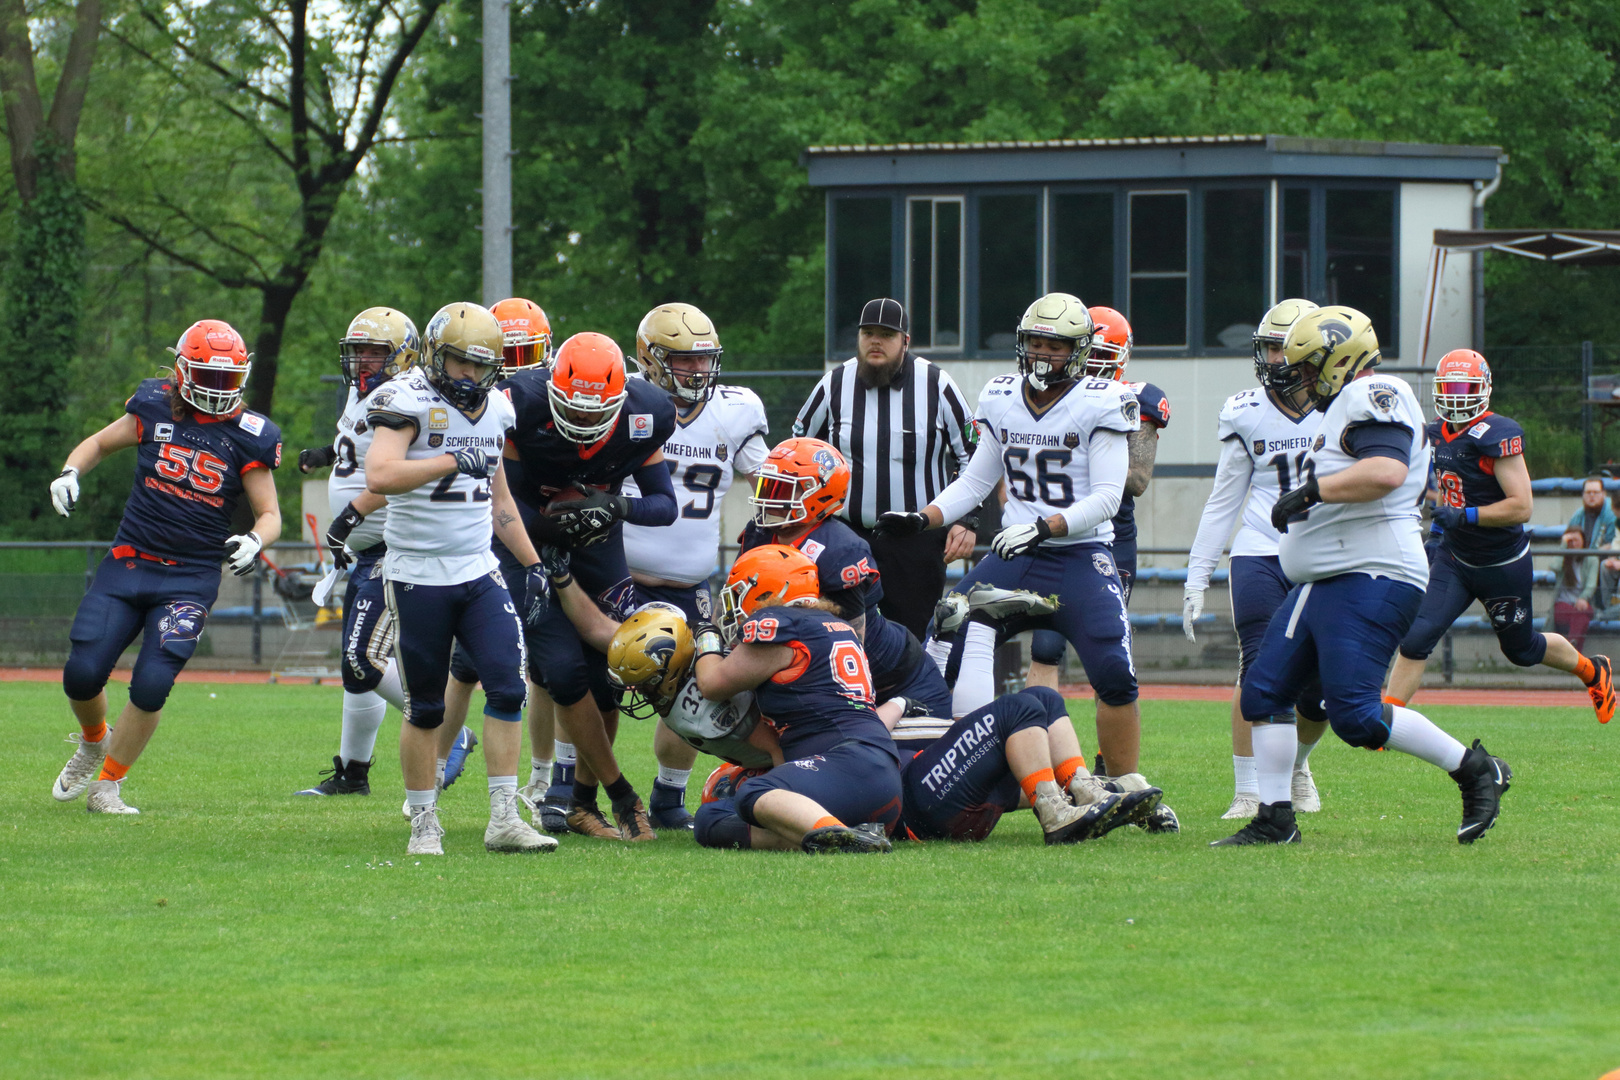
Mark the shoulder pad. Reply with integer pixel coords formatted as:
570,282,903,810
1342,377,1412,424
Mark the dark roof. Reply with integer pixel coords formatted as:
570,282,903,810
1433,229,1620,266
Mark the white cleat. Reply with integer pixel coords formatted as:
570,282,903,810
86,779,139,815
1223,793,1260,820
407,805,445,856
485,790,558,853
964,582,1061,622
1291,766,1321,812
53,732,108,802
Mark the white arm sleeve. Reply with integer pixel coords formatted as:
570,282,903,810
931,437,1004,524
1185,436,1253,591
1057,429,1127,538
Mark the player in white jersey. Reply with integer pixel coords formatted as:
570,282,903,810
1183,299,1332,819
365,302,556,857
292,308,417,797
620,303,769,828
1216,306,1511,847
875,292,1177,830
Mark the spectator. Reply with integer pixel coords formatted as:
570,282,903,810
1554,526,1600,650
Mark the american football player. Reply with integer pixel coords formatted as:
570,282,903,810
1183,299,1331,819
1216,307,1511,846
51,320,283,814
1383,349,1614,721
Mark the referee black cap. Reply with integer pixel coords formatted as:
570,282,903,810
859,298,908,335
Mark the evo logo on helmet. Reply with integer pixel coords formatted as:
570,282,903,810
630,414,652,440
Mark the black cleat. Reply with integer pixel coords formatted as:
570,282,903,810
1211,801,1301,846
294,756,372,796
1450,739,1511,844
649,779,695,831
802,821,893,854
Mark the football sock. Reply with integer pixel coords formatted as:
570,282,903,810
572,780,600,807
1294,737,1319,770
1233,754,1258,796
1019,767,1055,804
488,775,517,794
1251,724,1298,805
951,621,997,718
1384,706,1466,771
1575,655,1597,684
656,766,692,790
1381,694,1407,706
529,757,553,788
603,775,635,805
97,755,130,783
405,788,436,810
554,741,577,767
79,720,107,744
811,815,844,830
924,634,952,679
1054,756,1085,789
340,690,387,766
375,661,405,711
435,758,448,786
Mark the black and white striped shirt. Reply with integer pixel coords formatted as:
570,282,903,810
792,355,975,528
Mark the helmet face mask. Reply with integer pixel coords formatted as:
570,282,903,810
749,438,849,530
171,319,252,415
548,332,629,444
719,545,821,645
636,303,723,405
340,307,420,397
491,297,552,373
1014,293,1093,391
1433,349,1492,424
1281,306,1381,408
424,302,505,412
1252,298,1320,403
607,603,694,720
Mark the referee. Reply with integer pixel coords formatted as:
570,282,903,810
792,297,979,639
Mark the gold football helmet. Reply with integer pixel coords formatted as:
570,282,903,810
423,302,504,411
1015,293,1094,390
1281,306,1381,407
607,602,696,720
1252,298,1319,400
636,302,723,405
339,307,420,397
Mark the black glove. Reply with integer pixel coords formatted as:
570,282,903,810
1432,504,1467,531
325,502,365,571
539,544,573,589
874,510,929,537
1271,474,1323,533
551,487,629,547
523,563,551,629
450,447,498,479
298,444,337,473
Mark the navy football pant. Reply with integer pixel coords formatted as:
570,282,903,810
633,580,712,626
693,739,903,846
63,553,220,713
1241,573,1423,748
385,571,527,729
340,547,394,694
1030,537,1136,667
1398,547,1546,667
1230,554,1326,722
525,530,634,710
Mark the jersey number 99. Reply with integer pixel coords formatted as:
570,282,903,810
829,640,874,704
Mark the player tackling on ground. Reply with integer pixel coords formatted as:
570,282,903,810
1216,307,1511,846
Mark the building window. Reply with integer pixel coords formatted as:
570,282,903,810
977,194,1039,351
1325,189,1395,344
1202,188,1265,350
1050,192,1114,310
832,197,893,352
1279,188,1311,301
1129,191,1187,347
907,197,964,350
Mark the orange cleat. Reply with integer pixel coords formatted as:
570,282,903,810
1587,655,1615,724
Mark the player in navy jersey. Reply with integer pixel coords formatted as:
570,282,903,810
739,437,952,718
1385,349,1615,721
1026,306,1167,694
50,320,282,814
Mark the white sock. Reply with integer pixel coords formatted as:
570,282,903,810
374,660,405,711
405,788,436,810
339,691,387,765
1233,754,1258,796
657,766,692,789
1384,706,1466,771
1294,737,1318,771
1252,724,1298,805
554,741,577,767
529,757,553,787
924,634,952,678
488,775,517,794
435,758,447,786
951,621,998,718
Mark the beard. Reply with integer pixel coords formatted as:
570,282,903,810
857,352,905,387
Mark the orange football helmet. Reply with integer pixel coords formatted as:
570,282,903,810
1434,349,1492,425
491,297,552,372
720,544,822,643
548,332,628,444
751,437,849,529
1084,306,1133,380
170,319,252,415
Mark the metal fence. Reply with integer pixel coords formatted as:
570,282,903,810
1475,342,1620,476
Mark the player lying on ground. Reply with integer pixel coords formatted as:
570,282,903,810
1215,306,1511,847
51,320,282,815
1382,348,1615,722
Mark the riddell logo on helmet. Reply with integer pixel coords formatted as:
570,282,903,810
1031,323,1057,333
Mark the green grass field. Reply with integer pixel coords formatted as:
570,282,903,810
5,681,1618,1079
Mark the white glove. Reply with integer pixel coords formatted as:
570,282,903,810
1182,587,1204,643
50,467,79,517
225,531,263,577
311,565,342,608
990,519,1052,560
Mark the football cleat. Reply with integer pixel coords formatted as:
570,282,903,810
295,756,372,796
1450,739,1511,844
485,790,559,853
801,821,892,854
963,582,1060,624
442,727,479,790
611,796,658,842
566,803,622,840
1585,655,1615,724
1290,766,1321,812
649,780,695,831
519,781,571,833
1102,772,1170,830
1210,802,1301,846
86,779,139,815
1222,793,1260,820
408,806,445,855
1141,803,1181,833
53,731,109,802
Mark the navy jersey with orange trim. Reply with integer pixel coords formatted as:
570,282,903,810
1112,381,1170,544
740,605,898,762
499,368,676,510
739,517,912,679
1429,412,1527,565
113,378,282,566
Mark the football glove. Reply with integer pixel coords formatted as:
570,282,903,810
450,447,498,479
1182,587,1204,643
991,518,1052,559
1270,474,1322,533
523,563,551,629
325,502,366,571
1432,504,1470,531
551,487,629,547
298,444,337,473
49,467,79,517
539,544,573,589
225,531,263,576
873,510,928,537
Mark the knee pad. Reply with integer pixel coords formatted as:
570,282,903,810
1089,656,1139,707
1294,683,1327,723
1499,629,1548,668
127,669,181,713
405,706,445,730
447,643,480,686
1018,685,1067,723
694,799,752,849
1030,630,1066,667
1331,703,1390,749
482,673,527,718
61,652,109,703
